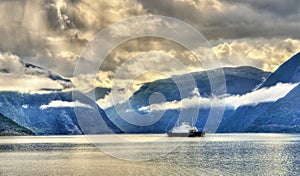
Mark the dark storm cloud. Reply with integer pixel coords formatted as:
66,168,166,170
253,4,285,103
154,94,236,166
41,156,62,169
226,0,300,17
0,0,145,76
138,0,300,40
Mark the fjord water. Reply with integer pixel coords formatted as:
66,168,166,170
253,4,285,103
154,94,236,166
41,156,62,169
0,134,299,175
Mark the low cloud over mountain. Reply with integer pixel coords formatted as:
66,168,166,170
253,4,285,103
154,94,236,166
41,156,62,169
138,83,298,112
0,51,72,93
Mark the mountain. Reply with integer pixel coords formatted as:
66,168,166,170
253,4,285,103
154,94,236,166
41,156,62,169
2,52,298,134
259,52,300,88
246,84,300,133
0,113,34,136
106,107,180,133
217,103,273,132
0,55,122,135
220,52,300,133
197,108,236,132
104,66,270,133
129,66,270,108
0,91,121,135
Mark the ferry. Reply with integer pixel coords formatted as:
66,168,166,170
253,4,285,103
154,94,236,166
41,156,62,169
167,122,205,137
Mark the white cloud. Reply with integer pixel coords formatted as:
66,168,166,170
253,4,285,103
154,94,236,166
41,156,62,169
0,52,71,92
224,82,299,108
0,51,24,73
71,71,115,93
96,88,133,109
213,38,300,72
94,50,201,109
74,49,200,94
40,100,93,110
96,94,114,110
56,51,79,62
0,74,65,92
139,82,299,112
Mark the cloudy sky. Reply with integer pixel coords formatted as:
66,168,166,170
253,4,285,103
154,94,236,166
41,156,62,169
0,0,299,94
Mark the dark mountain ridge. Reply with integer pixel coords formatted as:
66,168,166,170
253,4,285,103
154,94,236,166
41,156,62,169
0,113,34,136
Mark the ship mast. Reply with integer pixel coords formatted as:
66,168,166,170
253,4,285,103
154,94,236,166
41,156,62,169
192,117,194,127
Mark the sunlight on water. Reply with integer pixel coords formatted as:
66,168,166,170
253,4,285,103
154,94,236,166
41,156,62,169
0,134,299,175
1,133,299,144
0,135,90,144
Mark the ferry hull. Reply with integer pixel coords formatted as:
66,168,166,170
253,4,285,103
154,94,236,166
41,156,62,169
167,131,205,137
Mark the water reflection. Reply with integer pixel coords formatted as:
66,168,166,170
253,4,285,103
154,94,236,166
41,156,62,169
0,134,299,175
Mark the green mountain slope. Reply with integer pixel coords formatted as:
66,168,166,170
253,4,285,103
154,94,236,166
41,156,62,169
246,84,300,133
0,113,34,136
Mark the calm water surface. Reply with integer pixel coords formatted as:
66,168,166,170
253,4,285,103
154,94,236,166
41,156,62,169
0,134,299,176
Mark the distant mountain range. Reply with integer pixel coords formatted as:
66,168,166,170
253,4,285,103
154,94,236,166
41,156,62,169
105,53,300,133
0,61,121,135
105,66,272,133
130,66,270,107
0,91,122,135
0,53,299,135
